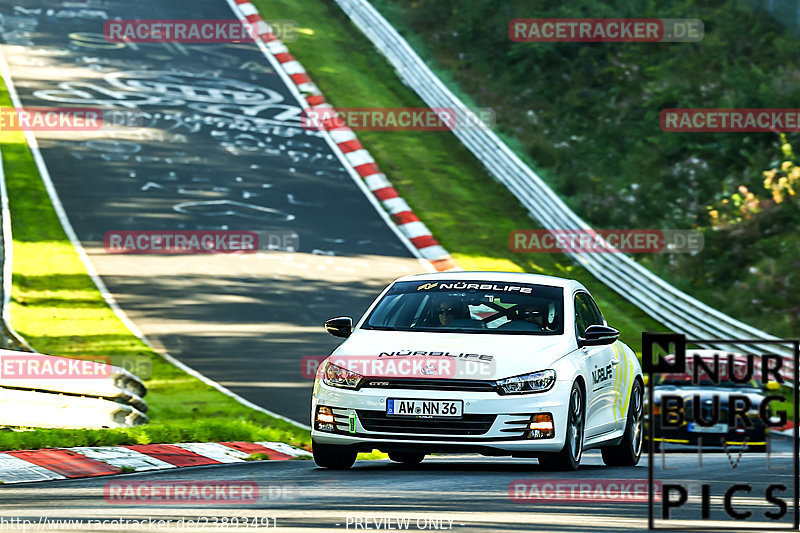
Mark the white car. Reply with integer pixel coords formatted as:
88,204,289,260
311,272,643,470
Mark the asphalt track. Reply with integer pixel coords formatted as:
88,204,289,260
0,0,424,424
2,4,798,533
0,441,796,532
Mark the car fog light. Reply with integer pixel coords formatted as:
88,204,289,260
528,413,554,439
316,406,337,432
317,407,335,424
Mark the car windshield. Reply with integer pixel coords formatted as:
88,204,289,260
363,280,564,334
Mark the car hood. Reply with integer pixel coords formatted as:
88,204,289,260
331,329,576,380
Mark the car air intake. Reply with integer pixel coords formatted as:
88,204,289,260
357,410,496,435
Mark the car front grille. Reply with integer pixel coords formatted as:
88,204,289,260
684,399,728,423
359,378,497,393
357,410,496,435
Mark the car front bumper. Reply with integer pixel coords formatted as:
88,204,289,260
648,417,768,447
310,379,573,454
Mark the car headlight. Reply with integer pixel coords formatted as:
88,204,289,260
321,361,363,389
496,369,556,395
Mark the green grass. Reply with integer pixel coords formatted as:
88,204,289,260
0,83,311,452
253,0,664,354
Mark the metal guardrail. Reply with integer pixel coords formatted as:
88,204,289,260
0,388,147,429
333,0,796,375
0,350,148,429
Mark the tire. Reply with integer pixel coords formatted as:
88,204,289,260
539,381,585,471
388,451,425,465
602,379,644,466
312,441,357,469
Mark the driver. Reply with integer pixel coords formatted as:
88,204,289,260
517,304,546,329
436,298,466,326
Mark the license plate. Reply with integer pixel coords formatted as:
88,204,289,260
386,399,462,418
687,422,728,433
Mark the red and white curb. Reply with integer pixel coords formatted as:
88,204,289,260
773,421,795,438
229,0,458,273
0,442,310,484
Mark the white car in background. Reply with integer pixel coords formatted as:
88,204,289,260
311,272,643,470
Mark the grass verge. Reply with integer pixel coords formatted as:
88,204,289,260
253,0,664,354
0,80,312,451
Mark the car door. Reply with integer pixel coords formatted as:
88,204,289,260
574,291,618,437
584,293,626,430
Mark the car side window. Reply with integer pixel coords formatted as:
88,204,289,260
574,292,603,338
585,294,605,326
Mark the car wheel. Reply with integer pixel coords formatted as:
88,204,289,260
540,381,585,471
602,379,644,466
312,441,357,469
388,452,425,465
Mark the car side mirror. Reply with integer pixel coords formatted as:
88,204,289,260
578,325,619,347
325,316,353,338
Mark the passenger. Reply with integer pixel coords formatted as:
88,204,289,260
504,304,546,331
520,305,545,328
